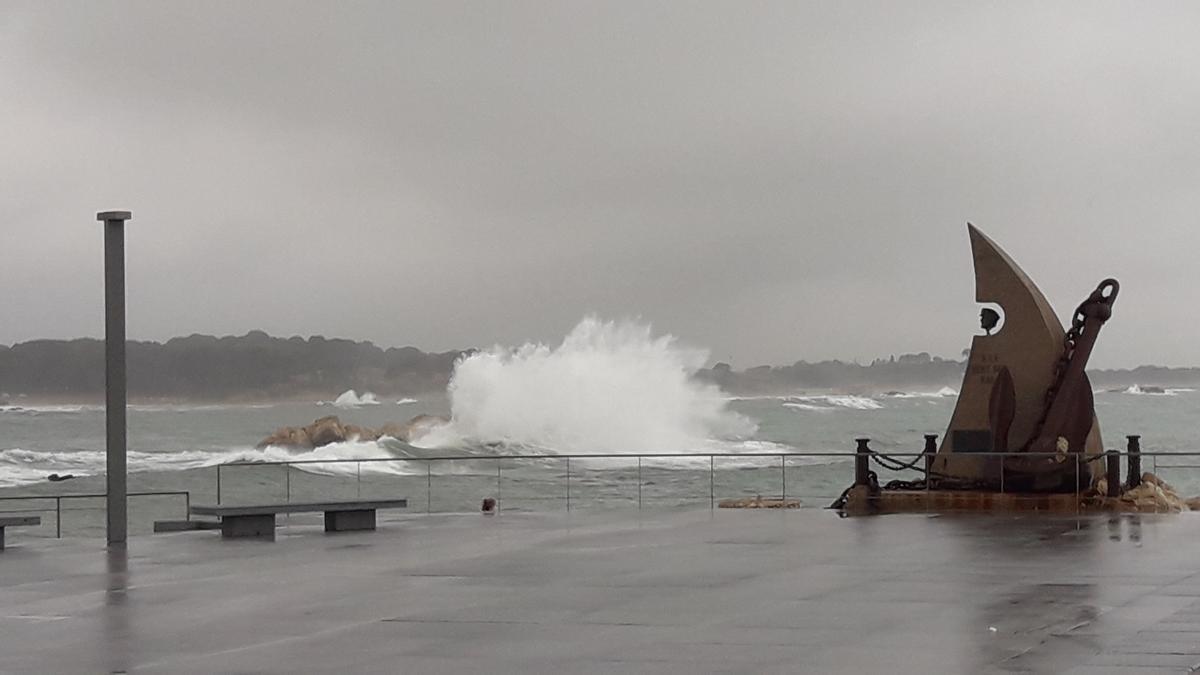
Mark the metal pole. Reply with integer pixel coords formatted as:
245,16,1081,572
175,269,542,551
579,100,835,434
566,457,571,512
56,497,61,538
496,458,501,510
286,464,292,502
356,461,361,499
216,465,222,505
426,462,432,513
99,210,131,546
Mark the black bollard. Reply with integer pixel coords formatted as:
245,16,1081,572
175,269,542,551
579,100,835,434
923,434,937,477
1106,450,1120,498
1126,435,1142,490
855,438,870,487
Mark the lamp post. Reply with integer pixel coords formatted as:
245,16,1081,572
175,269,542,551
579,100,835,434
99,210,131,546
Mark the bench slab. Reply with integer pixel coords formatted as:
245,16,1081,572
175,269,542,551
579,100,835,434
189,501,407,539
191,500,407,518
154,519,222,533
0,516,41,551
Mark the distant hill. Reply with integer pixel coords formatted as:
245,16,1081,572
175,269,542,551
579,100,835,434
0,334,1196,402
0,331,469,402
697,352,1200,395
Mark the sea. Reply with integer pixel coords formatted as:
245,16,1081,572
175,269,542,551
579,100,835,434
2,318,1198,538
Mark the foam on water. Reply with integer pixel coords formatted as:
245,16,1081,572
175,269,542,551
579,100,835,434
782,395,884,411
0,440,414,487
318,390,382,408
414,316,755,454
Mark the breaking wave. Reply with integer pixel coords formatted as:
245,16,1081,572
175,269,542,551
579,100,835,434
881,386,958,399
1121,384,1187,396
316,390,382,408
0,441,417,488
414,316,755,454
782,395,885,411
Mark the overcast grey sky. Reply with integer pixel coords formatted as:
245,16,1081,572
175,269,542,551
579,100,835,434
2,1,1198,368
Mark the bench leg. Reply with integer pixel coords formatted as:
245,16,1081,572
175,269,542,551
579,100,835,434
325,509,376,532
221,514,275,539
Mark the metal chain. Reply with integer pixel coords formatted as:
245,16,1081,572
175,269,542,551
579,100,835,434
1027,285,1101,449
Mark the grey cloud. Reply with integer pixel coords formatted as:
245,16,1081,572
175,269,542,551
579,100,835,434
2,1,1199,368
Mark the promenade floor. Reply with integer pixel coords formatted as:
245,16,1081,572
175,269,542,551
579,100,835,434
2,509,1199,673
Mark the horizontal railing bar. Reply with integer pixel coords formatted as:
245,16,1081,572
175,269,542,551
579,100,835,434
0,491,190,502
220,450,1180,467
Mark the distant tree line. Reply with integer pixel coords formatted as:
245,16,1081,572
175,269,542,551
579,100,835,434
1,333,1196,401
0,331,468,401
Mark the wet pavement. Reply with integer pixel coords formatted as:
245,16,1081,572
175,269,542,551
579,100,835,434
1,509,1199,674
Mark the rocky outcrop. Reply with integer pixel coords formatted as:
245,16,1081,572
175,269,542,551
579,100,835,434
256,414,448,449
1086,472,1190,512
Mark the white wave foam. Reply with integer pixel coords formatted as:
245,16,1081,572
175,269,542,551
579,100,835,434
0,404,100,415
324,390,382,409
784,395,883,410
395,397,417,405
417,316,755,454
1123,384,1174,396
0,441,414,488
881,386,958,399
782,402,834,412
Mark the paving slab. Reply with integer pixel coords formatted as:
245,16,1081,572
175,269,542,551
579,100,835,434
2,510,1200,673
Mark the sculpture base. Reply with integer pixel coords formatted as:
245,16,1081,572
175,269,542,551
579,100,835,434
843,486,1086,516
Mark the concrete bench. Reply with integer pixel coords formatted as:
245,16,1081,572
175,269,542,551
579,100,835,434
0,516,41,550
190,500,408,539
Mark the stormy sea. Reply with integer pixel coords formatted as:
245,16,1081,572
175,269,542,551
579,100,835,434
2,318,1197,537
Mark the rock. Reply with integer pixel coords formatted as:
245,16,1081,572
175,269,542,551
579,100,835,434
307,415,348,447
1187,496,1200,511
342,424,380,442
379,414,449,443
257,414,449,449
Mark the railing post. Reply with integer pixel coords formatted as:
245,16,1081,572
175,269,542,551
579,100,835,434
426,461,432,514
356,461,361,499
566,457,571,512
185,491,191,521
1126,435,1142,489
1106,450,1120,498
637,456,642,509
1080,451,1089,514
216,465,222,505
854,438,870,487
709,455,715,509
56,497,61,538
496,458,501,511
780,455,786,501
285,464,292,503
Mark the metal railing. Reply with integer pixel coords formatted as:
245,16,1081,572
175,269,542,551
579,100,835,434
0,491,191,538
209,434,1184,513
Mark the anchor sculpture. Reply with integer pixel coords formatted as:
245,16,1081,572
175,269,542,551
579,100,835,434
931,225,1118,492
